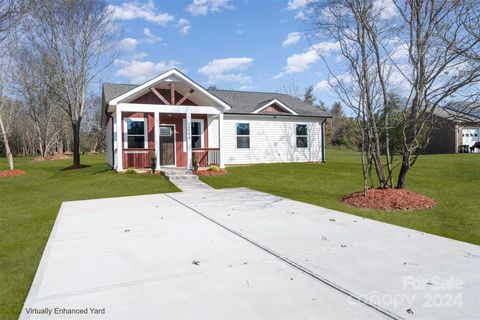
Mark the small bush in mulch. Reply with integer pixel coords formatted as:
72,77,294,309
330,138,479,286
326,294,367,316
341,188,436,211
61,164,91,171
0,169,26,177
194,169,227,176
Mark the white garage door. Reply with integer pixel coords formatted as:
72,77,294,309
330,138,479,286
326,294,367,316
462,128,479,149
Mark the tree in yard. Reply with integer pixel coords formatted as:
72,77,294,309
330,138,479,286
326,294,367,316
308,0,390,190
30,0,116,166
0,0,23,169
0,78,16,170
307,0,480,190
303,85,316,105
392,0,480,188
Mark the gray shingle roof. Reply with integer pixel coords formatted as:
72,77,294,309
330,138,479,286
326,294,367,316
207,89,331,117
102,83,331,119
102,83,138,104
433,104,480,124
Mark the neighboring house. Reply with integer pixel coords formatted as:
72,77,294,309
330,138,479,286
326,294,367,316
425,104,480,154
101,68,331,171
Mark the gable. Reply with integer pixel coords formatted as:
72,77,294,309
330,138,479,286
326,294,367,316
252,99,298,115
108,68,231,110
131,88,197,106
257,102,291,114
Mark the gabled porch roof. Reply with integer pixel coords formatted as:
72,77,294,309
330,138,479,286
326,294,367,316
108,68,231,109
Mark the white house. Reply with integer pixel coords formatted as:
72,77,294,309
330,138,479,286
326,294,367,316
101,68,331,171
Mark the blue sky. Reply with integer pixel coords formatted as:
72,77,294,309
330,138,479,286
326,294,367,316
100,0,340,106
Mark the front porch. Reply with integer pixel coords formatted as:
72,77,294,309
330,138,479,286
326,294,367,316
105,69,230,172
115,109,224,171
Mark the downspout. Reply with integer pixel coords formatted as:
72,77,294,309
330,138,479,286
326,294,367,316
321,118,327,163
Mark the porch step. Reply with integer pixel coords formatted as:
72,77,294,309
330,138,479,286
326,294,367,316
161,169,198,182
166,174,199,182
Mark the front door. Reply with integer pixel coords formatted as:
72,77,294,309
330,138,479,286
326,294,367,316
160,125,175,166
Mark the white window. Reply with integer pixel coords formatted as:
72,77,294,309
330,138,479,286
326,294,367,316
296,124,308,148
183,119,204,151
236,123,250,148
191,121,203,149
125,118,147,149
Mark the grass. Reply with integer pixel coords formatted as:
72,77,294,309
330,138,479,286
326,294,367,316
0,155,178,320
200,149,480,245
1,150,479,320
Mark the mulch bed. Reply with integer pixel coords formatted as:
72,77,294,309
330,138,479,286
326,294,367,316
61,164,91,171
0,169,26,177
341,188,436,211
193,169,227,176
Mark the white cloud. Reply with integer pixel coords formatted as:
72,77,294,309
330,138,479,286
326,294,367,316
143,28,161,43
116,38,138,52
314,80,330,92
282,32,302,47
114,59,181,83
287,0,309,10
198,57,253,84
108,1,175,25
373,0,398,20
275,41,340,78
287,0,311,20
177,18,191,35
295,11,306,20
186,0,233,16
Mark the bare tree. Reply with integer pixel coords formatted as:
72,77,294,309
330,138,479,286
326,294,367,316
393,0,480,188
0,75,16,169
13,49,65,157
30,0,115,166
0,0,23,169
308,0,480,191
277,80,302,99
308,0,389,188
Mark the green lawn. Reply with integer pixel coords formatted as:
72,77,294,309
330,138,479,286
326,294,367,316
1,151,479,320
0,155,178,320
200,149,480,245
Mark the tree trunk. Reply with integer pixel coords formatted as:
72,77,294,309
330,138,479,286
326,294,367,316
397,150,411,189
0,113,14,170
72,118,82,166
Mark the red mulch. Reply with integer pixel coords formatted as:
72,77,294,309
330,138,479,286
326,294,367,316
0,169,26,177
61,164,91,171
341,188,435,211
193,169,227,176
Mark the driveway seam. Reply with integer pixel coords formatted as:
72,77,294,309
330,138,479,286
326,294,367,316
165,193,404,320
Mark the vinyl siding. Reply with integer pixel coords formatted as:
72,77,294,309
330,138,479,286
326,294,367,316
223,115,324,164
207,115,219,148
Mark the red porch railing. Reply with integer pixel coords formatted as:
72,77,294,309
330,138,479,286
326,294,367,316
192,148,220,167
123,149,155,168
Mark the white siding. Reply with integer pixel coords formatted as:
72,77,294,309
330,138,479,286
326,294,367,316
207,115,219,148
223,115,324,165
105,117,113,167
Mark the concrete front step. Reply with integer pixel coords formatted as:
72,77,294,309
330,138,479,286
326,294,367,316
161,169,198,182
166,175,199,181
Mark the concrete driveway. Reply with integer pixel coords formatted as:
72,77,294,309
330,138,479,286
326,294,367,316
21,188,479,320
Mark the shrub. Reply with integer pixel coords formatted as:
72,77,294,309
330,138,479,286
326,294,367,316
124,168,136,174
193,155,199,171
208,165,220,171
150,154,157,173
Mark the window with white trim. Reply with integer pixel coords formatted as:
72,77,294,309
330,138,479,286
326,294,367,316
191,121,202,149
236,123,250,148
296,124,308,148
126,119,146,148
